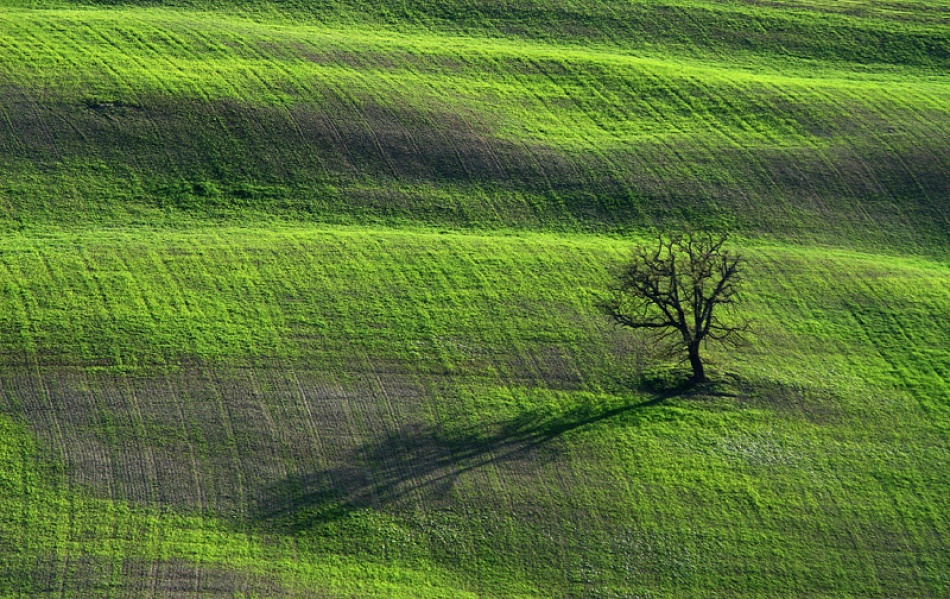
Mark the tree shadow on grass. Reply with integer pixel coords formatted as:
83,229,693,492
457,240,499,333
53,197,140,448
256,389,676,530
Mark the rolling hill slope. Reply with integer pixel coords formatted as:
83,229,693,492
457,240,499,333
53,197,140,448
0,2,948,251
0,0,948,597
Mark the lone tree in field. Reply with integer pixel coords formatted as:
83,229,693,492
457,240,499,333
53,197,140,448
602,231,747,385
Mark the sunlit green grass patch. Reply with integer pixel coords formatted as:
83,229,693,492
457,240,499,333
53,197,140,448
0,4,947,251
0,223,946,595
0,0,947,595
0,420,491,598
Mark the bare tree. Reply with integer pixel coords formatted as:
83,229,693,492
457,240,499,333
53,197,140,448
602,231,747,385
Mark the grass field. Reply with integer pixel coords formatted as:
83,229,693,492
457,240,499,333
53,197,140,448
0,0,948,596
1,3,948,251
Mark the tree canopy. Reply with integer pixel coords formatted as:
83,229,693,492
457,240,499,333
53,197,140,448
603,231,747,384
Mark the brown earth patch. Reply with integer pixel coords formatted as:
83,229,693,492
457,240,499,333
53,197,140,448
0,362,612,526
9,555,303,598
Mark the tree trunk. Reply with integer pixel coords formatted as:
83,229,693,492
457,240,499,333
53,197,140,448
687,344,707,384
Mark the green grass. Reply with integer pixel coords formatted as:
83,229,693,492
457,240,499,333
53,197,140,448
0,0,948,595
0,416,485,598
0,226,947,596
0,4,947,252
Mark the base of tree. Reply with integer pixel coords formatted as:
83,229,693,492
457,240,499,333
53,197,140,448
638,365,699,394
